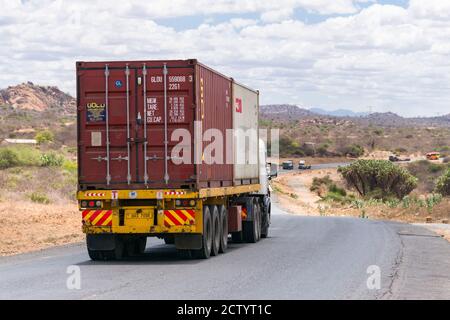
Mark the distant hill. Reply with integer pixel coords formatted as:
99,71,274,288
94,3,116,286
309,107,369,117
260,104,318,121
0,83,76,146
261,104,450,128
0,82,75,115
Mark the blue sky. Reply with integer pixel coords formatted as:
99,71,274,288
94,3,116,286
1,0,450,117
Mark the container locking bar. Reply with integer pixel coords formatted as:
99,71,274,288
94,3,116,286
104,64,111,185
143,64,149,185
125,64,131,185
163,63,169,185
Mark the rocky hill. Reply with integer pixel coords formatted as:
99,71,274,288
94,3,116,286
260,104,317,121
261,104,450,128
0,83,76,146
0,82,75,115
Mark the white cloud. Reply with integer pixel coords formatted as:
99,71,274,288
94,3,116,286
409,0,450,20
261,8,294,23
0,0,449,116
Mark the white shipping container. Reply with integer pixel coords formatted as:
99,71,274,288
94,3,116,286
232,81,259,183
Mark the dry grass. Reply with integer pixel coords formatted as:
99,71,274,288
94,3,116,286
0,202,83,256
0,162,81,256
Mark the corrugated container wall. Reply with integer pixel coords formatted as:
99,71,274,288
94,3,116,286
77,59,258,191
195,64,233,188
232,82,259,184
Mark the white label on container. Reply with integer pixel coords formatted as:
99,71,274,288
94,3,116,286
169,96,185,123
147,97,162,123
91,132,102,146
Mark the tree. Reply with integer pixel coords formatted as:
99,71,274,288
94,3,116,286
339,160,417,199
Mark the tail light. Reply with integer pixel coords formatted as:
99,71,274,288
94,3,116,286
80,200,103,209
175,199,196,207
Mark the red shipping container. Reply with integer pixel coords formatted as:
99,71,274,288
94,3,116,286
76,59,235,190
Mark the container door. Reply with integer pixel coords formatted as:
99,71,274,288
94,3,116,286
78,65,138,186
135,64,196,187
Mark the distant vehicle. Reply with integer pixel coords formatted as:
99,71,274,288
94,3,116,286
282,160,294,170
426,152,440,160
389,155,411,162
298,160,312,170
267,162,278,178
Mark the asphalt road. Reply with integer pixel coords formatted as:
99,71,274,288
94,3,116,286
278,161,351,176
1,204,450,300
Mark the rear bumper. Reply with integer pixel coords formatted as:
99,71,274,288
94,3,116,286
81,207,199,235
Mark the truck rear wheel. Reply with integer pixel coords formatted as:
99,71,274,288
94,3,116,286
210,205,220,256
192,206,213,259
219,205,228,253
163,235,175,245
126,236,147,256
261,203,270,239
231,232,243,243
88,249,115,261
243,202,260,243
86,235,124,261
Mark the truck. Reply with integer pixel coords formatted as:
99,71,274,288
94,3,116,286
76,59,272,260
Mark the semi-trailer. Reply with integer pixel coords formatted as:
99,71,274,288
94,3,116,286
76,59,272,260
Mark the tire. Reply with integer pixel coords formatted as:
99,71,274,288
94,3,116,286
231,232,243,243
243,202,259,243
192,206,213,259
210,205,220,256
261,203,270,239
126,236,147,256
164,236,175,245
218,205,228,253
177,249,192,259
256,203,261,241
87,235,124,261
88,249,115,261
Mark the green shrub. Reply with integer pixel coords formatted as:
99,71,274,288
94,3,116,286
30,192,50,204
428,163,444,174
310,175,333,192
40,152,64,167
0,146,41,168
62,159,77,173
35,130,54,144
329,184,347,197
435,168,450,196
343,144,364,157
373,129,383,136
339,160,418,199
0,148,20,169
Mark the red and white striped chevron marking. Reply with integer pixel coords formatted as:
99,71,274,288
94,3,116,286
84,192,106,197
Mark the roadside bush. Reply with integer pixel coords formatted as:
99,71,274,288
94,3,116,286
428,163,444,174
435,168,450,196
29,192,50,204
40,151,64,167
339,160,418,199
310,175,333,192
62,159,77,173
343,144,364,157
316,143,330,156
0,148,20,169
35,130,54,144
0,146,41,168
